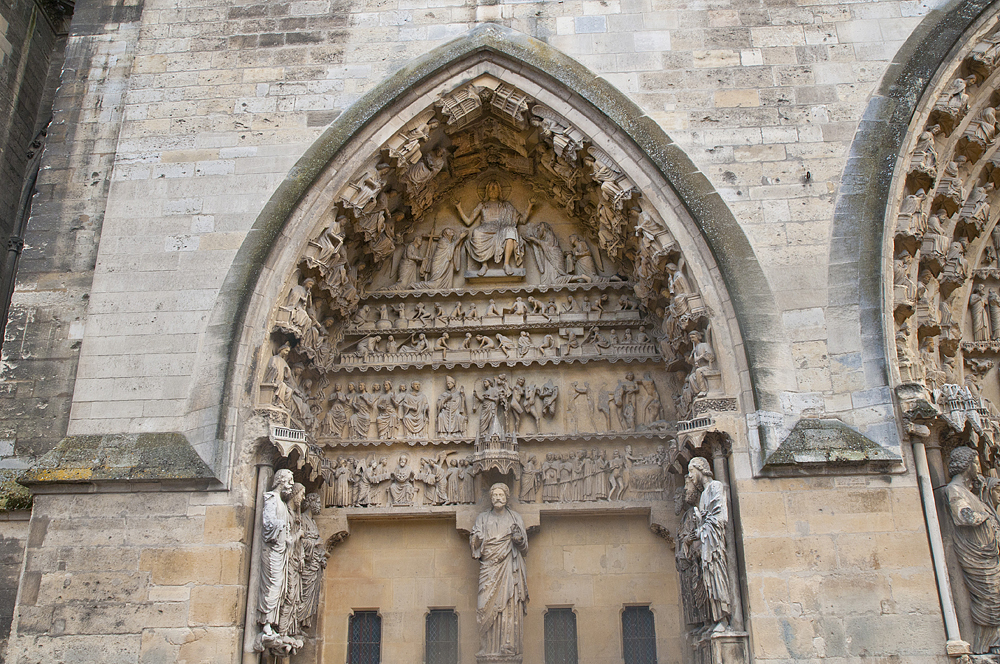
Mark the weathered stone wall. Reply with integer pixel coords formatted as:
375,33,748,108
5,491,250,664
0,514,30,658
736,464,945,661
0,0,987,661
323,515,680,664
29,0,942,458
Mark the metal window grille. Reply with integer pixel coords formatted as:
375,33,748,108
348,611,381,664
544,608,578,664
622,606,657,664
425,609,459,664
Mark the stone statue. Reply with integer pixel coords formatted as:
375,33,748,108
375,379,399,440
389,453,416,505
525,222,586,284
413,227,467,289
474,377,511,444
255,469,303,655
687,456,732,633
686,329,716,398
299,492,328,629
395,235,425,288
972,284,992,342
457,180,535,276
520,455,541,502
945,446,1000,653
436,375,468,437
400,380,429,439
470,483,529,661
675,476,710,627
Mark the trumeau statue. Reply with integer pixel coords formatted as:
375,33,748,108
687,456,732,634
946,447,1000,654
471,483,529,662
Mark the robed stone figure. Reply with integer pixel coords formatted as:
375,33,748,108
945,446,1000,653
687,456,732,632
471,483,528,661
258,469,294,634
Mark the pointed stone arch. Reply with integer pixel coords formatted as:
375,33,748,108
195,24,793,484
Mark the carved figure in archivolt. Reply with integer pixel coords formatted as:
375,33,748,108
945,447,1000,654
687,457,732,633
457,180,535,276
471,483,528,661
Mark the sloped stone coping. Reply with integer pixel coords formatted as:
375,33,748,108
19,433,222,491
763,419,902,475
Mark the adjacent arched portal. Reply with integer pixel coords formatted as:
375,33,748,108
226,24,766,664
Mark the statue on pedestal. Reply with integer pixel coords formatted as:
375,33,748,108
945,447,1000,653
470,483,529,662
687,457,732,633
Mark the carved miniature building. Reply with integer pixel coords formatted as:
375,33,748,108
10,0,1000,663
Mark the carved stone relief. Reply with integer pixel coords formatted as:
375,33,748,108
891,22,1000,657
250,73,746,664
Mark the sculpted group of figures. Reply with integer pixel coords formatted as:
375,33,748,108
350,291,641,330
344,323,655,367
893,27,1000,403
387,200,622,289
254,470,329,658
518,445,670,504
320,451,478,508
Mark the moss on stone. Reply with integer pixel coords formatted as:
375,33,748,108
0,470,33,511
19,433,219,487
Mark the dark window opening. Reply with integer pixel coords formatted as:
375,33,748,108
622,605,657,664
544,607,578,664
425,608,459,664
348,610,381,664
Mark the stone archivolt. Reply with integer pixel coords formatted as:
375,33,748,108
891,20,1000,656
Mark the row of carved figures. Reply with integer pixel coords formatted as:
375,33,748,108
306,372,667,441
349,292,641,330
321,451,477,507
318,444,671,509
262,324,718,433
519,445,670,503
345,326,654,364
